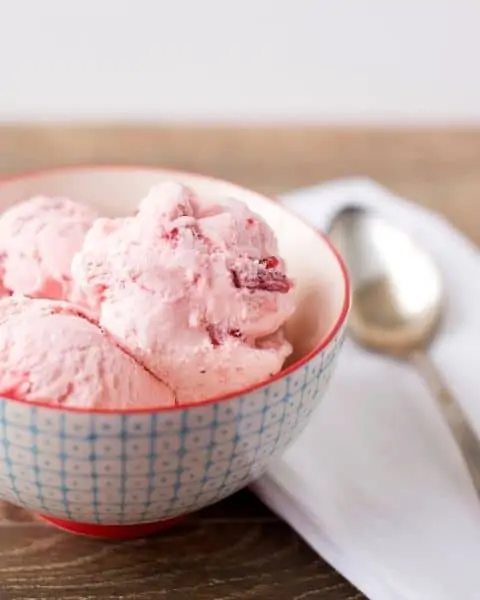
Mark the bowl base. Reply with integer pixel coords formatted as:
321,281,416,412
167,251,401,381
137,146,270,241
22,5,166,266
37,514,186,540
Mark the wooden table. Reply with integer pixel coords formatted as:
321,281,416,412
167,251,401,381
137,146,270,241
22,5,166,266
0,126,479,599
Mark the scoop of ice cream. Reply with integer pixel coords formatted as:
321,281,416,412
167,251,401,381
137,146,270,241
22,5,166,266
0,196,97,301
0,296,175,409
72,181,295,402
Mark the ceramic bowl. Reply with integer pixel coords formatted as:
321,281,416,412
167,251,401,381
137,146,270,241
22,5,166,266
0,166,349,539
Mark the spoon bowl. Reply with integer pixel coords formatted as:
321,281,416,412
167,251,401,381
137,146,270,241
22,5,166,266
329,206,443,356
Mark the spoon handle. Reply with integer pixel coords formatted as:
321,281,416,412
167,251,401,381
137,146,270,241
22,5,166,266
411,350,480,497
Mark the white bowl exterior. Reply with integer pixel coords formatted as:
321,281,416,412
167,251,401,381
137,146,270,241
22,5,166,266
0,326,344,524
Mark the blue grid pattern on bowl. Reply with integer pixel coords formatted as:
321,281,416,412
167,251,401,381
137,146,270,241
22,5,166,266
0,327,345,524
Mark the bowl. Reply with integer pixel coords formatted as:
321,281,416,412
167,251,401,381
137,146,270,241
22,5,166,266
0,166,349,539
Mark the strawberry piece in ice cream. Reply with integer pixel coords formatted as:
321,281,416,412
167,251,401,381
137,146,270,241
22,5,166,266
0,196,97,302
72,181,296,403
0,296,175,409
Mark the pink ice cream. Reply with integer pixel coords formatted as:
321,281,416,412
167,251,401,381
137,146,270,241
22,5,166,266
72,181,295,403
0,296,175,409
0,196,97,301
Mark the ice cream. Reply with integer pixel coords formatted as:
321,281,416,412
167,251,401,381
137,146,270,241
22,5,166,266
0,196,97,302
0,181,295,409
0,296,175,409
72,181,295,402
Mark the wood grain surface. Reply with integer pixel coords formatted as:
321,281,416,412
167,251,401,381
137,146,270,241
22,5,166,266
0,125,479,600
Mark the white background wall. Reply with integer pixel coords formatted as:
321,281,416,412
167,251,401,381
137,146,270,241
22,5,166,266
1,0,480,123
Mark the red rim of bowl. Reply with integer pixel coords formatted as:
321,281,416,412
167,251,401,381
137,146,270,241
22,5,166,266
0,164,351,415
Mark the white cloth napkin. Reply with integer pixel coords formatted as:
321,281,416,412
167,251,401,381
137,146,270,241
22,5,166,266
253,178,480,600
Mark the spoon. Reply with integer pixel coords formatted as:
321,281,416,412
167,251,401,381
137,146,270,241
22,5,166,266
328,205,480,498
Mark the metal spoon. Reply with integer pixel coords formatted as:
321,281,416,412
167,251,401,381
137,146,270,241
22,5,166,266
329,205,480,498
